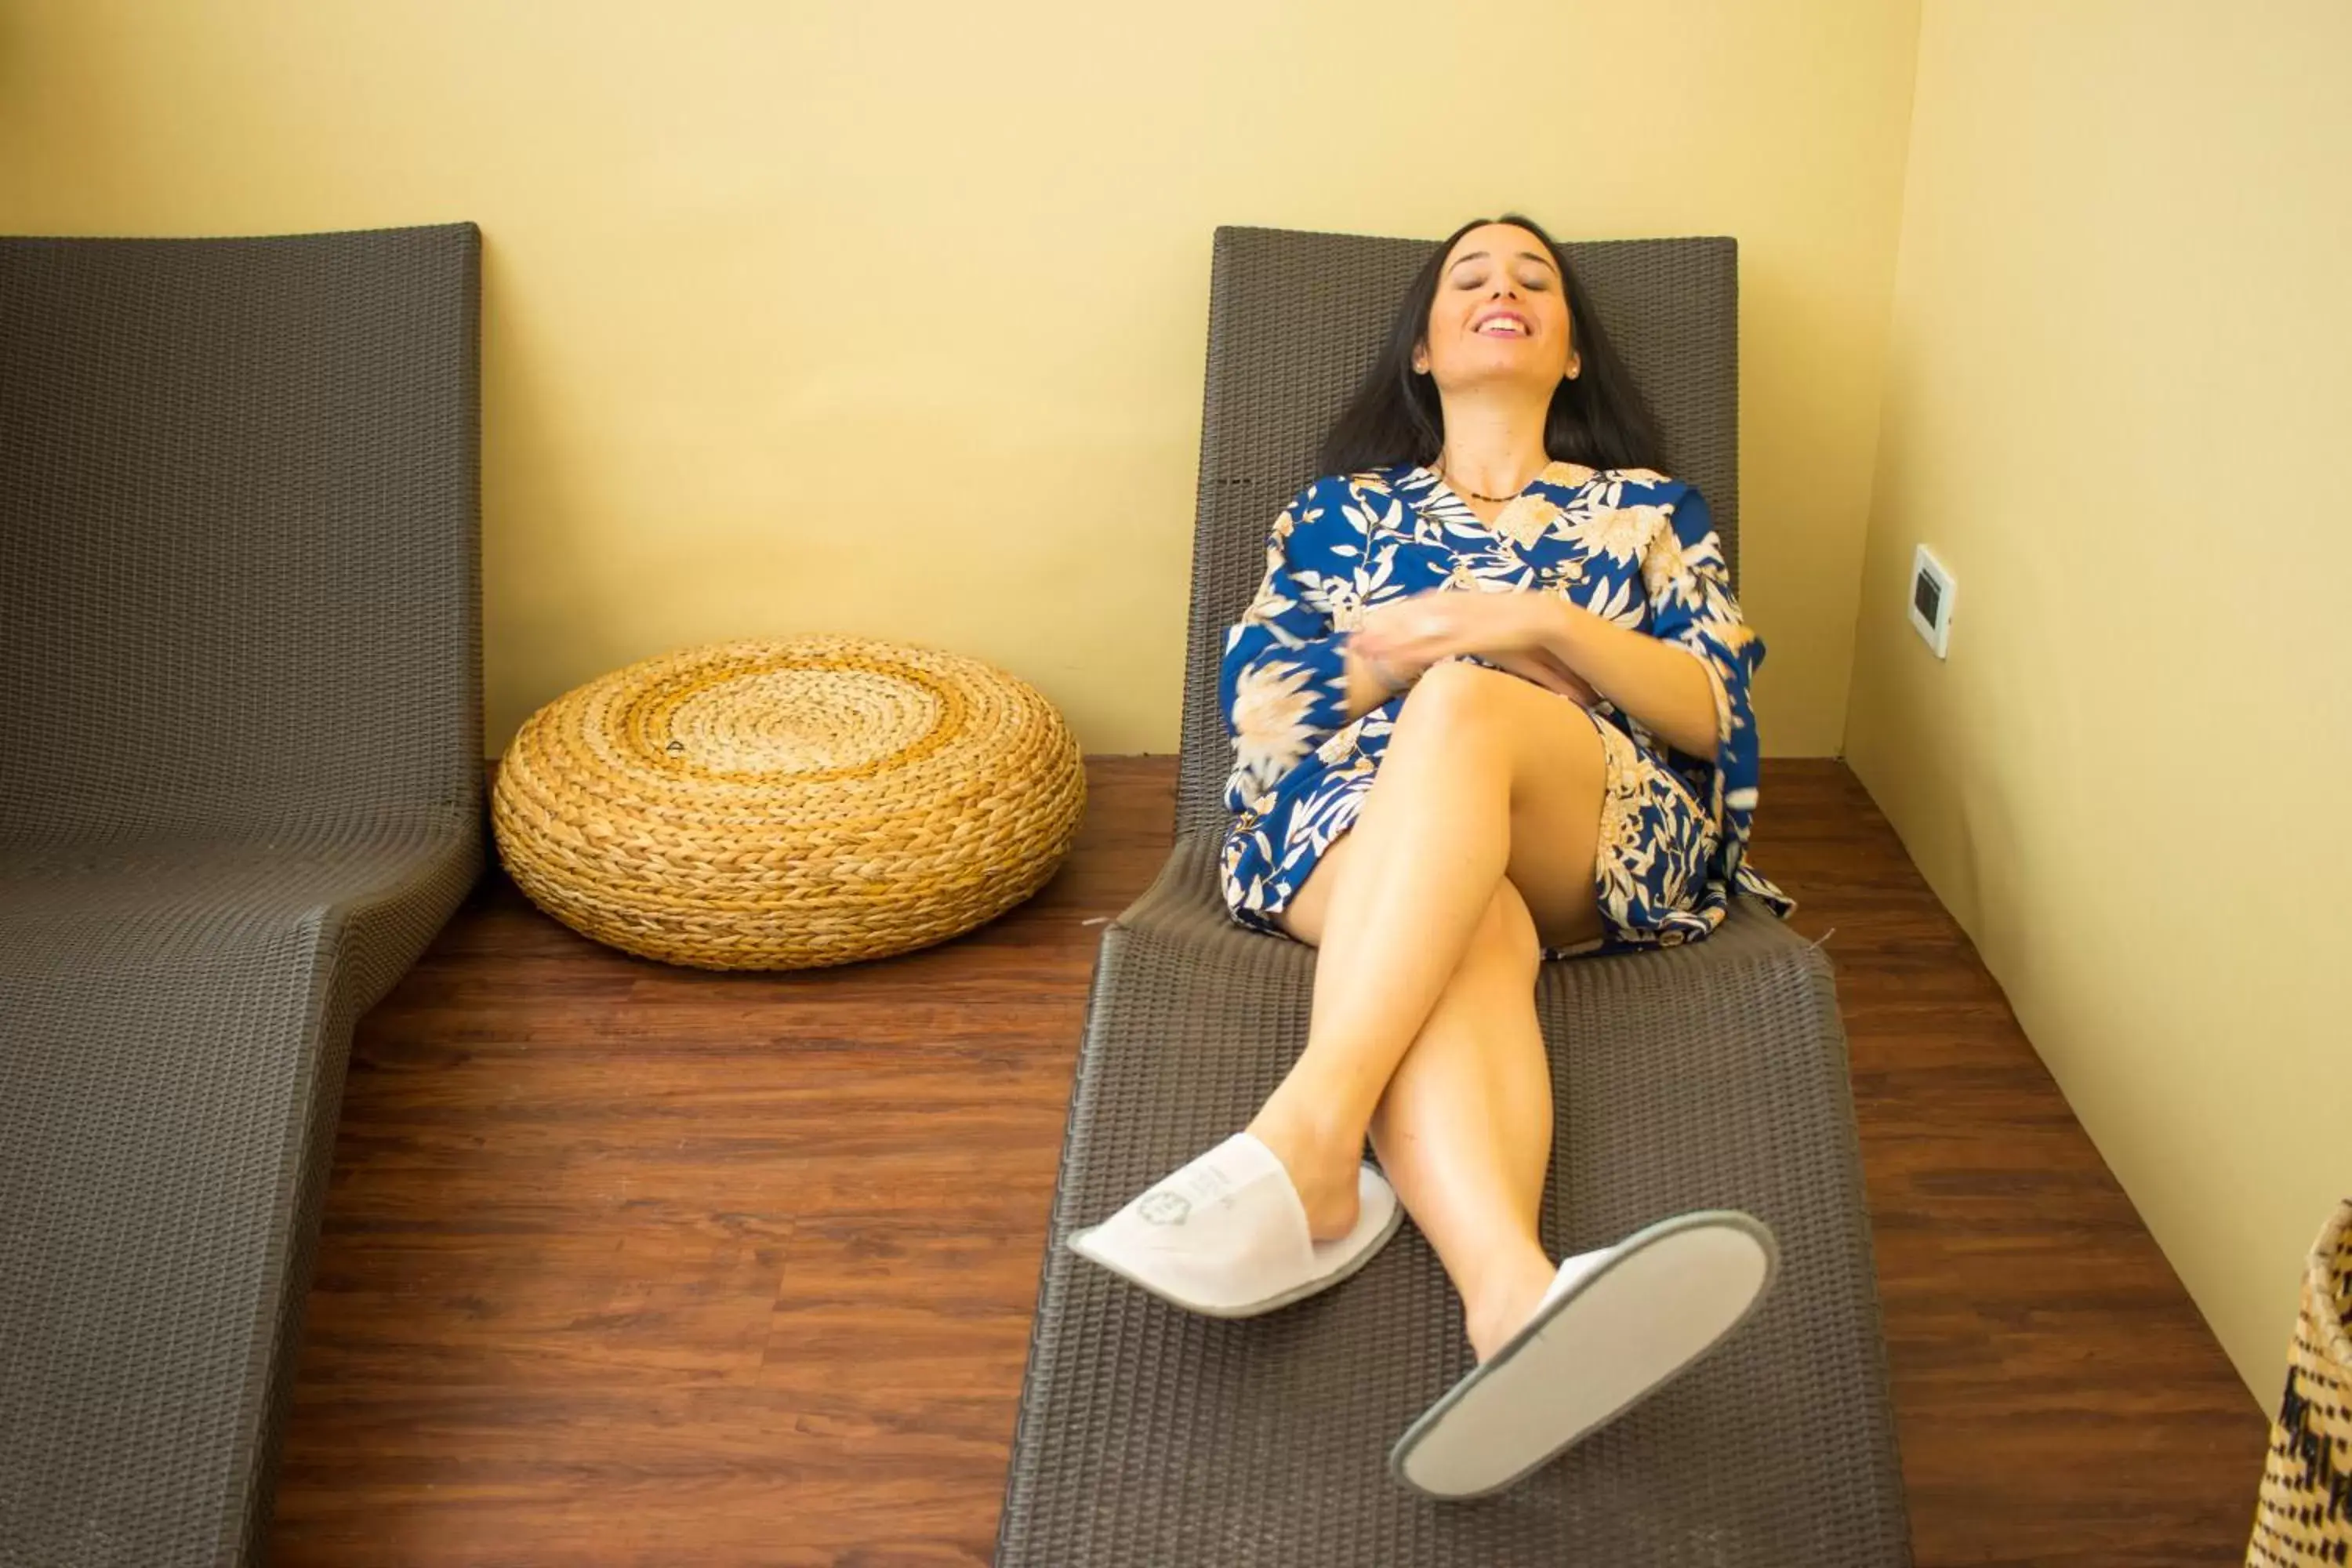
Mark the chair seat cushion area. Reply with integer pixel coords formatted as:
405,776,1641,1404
994,831,1911,1566
0,816,479,1566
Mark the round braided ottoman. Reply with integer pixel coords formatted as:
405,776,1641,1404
491,635,1086,970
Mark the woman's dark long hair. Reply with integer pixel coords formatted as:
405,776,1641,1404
1316,212,1665,477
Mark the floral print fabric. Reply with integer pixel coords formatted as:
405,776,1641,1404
1214,461,1795,958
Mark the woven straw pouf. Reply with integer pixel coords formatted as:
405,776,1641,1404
492,635,1086,970
2246,1197,2352,1566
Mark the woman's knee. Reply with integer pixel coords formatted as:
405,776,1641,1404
1396,658,1518,733
1397,659,1601,803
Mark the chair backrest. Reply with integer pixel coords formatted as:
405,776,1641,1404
1173,225,1739,835
0,223,481,845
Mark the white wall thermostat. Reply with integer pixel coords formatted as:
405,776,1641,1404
1908,543,1955,659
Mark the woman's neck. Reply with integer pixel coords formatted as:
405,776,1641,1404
1433,389,1552,498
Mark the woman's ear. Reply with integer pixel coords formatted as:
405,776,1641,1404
1411,338,1431,376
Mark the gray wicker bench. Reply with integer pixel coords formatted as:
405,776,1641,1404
0,224,485,1566
994,228,1914,1565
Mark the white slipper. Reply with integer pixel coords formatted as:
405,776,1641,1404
1389,1209,1779,1499
1066,1132,1403,1318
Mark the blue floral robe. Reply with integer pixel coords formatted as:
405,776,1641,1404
1215,461,1794,958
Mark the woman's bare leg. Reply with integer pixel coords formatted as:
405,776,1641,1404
1253,660,1608,1238
1370,878,1562,1361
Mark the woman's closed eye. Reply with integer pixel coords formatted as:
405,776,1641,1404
1451,270,1551,292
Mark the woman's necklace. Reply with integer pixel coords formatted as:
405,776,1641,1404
1438,458,1534,505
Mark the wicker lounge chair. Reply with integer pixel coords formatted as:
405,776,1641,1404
993,226,1915,1566
0,223,485,1566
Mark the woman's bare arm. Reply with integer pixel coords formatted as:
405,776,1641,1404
1527,597,1719,757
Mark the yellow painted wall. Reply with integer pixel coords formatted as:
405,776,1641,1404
1847,0,2351,1400
0,0,1920,758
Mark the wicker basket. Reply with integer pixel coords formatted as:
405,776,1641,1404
492,635,1086,970
2247,1198,2352,1565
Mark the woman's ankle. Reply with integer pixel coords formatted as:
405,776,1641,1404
1245,1094,1366,1240
1463,1250,1560,1363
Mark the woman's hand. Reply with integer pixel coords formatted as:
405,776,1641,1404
1352,588,1558,681
1350,589,1598,706
1479,646,1602,707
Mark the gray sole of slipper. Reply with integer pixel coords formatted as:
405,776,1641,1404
1388,1210,1779,1499
1065,1172,1405,1319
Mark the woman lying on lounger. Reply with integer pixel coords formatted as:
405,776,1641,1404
1069,212,1795,1499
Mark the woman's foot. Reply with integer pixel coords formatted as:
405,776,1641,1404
1245,1094,1367,1240
1066,1134,1405,1318
1389,1214,1781,1499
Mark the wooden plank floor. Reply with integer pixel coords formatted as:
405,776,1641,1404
270,758,2267,1566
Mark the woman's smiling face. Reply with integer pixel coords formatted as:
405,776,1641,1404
1413,223,1578,393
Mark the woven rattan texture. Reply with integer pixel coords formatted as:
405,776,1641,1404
0,225,484,1567
2247,1200,2352,1564
998,227,1910,1566
1174,227,1739,836
492,635,1086,970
